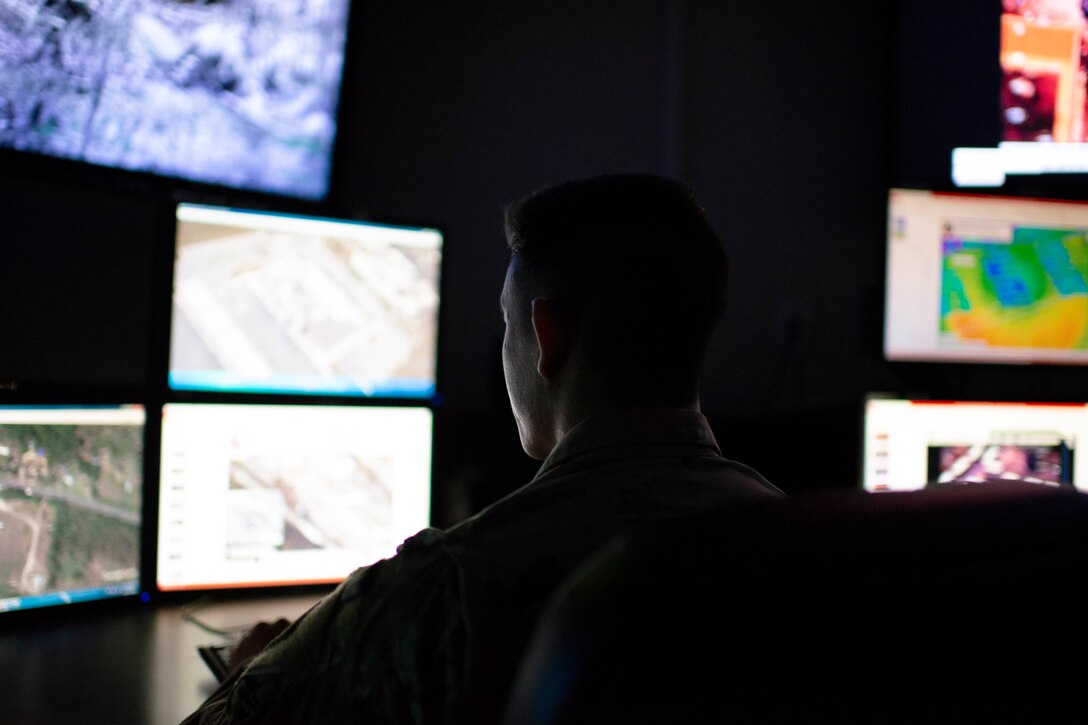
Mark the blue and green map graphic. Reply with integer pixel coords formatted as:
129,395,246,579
941,226,1088,350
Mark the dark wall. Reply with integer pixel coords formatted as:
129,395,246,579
333,0,897,503
335,1,671,414
332,1,894,420
0,172,160,392
2,1,1079,511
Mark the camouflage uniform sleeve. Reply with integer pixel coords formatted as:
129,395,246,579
180,528,467,724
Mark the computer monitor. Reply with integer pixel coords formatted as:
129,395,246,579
0,1,351,200
168,203,443,400
156,403,432,592
953,6,1088,187
862,397,1083,493
891,2,1088,190
0,405,144,613
884,188,1088,365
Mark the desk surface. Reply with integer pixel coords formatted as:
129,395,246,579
1,590,328,725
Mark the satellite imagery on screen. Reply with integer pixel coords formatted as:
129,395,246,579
170,207,443,398
0,0,350,199
0,416,142,611
225,450,394,558
157,404,432,590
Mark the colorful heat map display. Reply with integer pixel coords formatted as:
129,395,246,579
940,226,1088,350
884,188,1088,365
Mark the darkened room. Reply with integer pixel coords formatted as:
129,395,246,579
5,1,1088,722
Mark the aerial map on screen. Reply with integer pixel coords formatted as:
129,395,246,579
0,407,144,612
170,204,443,399
157,403,432,591
0,0,350,199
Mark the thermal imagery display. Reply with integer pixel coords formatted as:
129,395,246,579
952,4,1088,185
1001,1,1087,143
941,226,1088,350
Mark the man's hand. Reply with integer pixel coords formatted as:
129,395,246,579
227,618,291,675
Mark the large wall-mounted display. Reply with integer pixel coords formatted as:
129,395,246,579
0,0,351,200
894,1,1088,191
955,1,1088,186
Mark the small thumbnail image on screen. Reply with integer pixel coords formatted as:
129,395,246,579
926,441,1070,487
224,451,394,561
940,226,1088,351
0,423,141,607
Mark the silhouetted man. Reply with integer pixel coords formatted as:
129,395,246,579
183,173,782,724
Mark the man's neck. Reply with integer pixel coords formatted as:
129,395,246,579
545,353,701,455
552,396,702,451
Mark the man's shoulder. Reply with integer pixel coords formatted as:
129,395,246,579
531,408,780,495
685,456,784,497
396,526,447,556
336,527,456,603
201,527,468,722
537,449,781,501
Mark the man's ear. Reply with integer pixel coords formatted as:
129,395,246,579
531,298,573,379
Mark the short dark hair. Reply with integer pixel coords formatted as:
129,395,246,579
503,173,728,406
